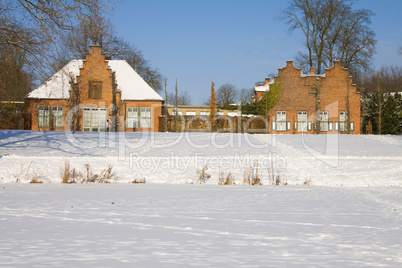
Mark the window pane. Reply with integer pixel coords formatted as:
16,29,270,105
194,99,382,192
277,111,286,122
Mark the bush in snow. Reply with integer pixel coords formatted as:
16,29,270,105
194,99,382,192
243,162,262,185
131,177,146,184
61,162,117,183
303,178,312,185
196,165,211,184
218,170,235,185
267,158,286,185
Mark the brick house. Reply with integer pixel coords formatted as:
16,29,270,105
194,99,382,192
266,61,360,134
251,77,274,102
26,46,163,132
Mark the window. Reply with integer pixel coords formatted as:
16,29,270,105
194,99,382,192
297,111,308,132
339,111,347,132
217,111,224,116
89,81,102,99
228,112,238,116
140,108,151,129
172,110,182,115
276,111,287,131
38,106,49,127
186,111,196,116
319,111,329,131
83,107,107,132
38,106,63,128
127,107,138,129
127,107,152,129
200,111,210,117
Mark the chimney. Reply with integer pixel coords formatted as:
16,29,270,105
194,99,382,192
89,45,102,56
286,60,293,67
310,67,315,75
263,77,271,85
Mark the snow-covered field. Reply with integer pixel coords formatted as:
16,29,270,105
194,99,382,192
0,130,401,266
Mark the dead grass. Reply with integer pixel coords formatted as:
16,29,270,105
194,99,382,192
243,162,262,185
218,170,235,185
268,158,286,185
303,178,312,185
29,171,44,184
196,165,210,184
61,162,117,183
131,177,146,184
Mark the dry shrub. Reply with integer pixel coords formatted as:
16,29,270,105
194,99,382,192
196,165,210,184
61,163,117,183
218,170,235,185
29,172,43,184
303,178,312,185
268,158,286,185
243,161,262,185
131,177,146,184
61,162,70,183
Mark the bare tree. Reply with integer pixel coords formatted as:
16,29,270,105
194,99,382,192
281,0,376,75
54,16,164,92
0,0,107,65
216,83,238,106
0,45,32,101
239,88,253,105
167,91,192,106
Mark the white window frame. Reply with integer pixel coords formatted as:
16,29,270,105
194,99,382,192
339,111,347,132
38,106,63,128
297,111,308,132
127,107,139,129
127,107,152,129
83,107,107,132
140,107,151,129
319,111,329,132
276,111,287,131
200,111,210,117
186,111,196,116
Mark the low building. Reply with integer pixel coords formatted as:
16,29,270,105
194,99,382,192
26,46,163,132
166,105,241,117
266,61,360,134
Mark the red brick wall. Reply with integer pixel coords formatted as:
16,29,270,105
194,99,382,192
268,61,360,134
122,100,162,132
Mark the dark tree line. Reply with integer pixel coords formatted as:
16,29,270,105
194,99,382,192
360,66,402,134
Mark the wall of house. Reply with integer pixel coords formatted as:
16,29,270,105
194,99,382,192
28,99,68,131
268,61,361,134
122,100,162,132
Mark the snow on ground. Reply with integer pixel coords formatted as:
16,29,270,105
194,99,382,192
0,130,401,186
0,184,401,267
0,130,401,266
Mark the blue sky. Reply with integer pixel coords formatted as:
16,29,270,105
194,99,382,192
112,0,402,105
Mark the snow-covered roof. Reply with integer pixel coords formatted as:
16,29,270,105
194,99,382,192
254,79,274,92
107,60,163,101
27,59,163,101
27,60,83,99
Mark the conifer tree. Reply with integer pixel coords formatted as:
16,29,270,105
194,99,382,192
164,78,168,132
209,81,217,131
174,79,179,132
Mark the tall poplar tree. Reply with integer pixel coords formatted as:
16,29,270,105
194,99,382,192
209,81,217,131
